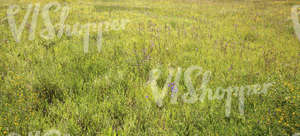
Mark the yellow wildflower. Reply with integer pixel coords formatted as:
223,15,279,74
276,108,281,112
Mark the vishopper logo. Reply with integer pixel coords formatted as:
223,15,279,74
6,2,130,53
292,5,300,42
7,129,70,136
146,66,274,117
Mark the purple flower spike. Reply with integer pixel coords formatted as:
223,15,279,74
146,96,149,98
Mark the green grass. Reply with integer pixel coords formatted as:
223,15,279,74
0,0,299,135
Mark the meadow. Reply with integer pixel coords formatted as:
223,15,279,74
0,0,299,135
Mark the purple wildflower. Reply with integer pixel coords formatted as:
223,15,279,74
169,82,177,92
171,86,178,97
169,82,178,98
